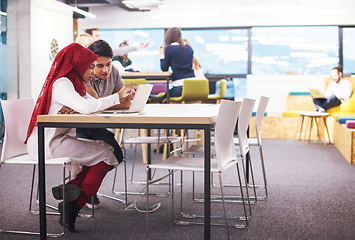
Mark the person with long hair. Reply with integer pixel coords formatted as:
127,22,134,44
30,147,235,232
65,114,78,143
75,33,93,48
25,43,135,230
159,27,196,102
183,39,206,80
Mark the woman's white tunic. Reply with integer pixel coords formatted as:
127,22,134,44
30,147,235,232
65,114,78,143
27,77,120,178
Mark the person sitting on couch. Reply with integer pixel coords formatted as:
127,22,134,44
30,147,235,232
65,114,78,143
313,65,353,112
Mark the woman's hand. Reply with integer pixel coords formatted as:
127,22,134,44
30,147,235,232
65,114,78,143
118,82,138,102
158,46,164,55
57,106,78,114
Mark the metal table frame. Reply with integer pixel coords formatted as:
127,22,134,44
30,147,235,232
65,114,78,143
38,117,214,239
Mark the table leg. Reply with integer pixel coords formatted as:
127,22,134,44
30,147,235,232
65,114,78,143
204,126,211,240
294,115,302,140
323,117,331,144
166,76,170,104
38,125,47,240
308,117,313,142
303,117,310,144
314,117,321,142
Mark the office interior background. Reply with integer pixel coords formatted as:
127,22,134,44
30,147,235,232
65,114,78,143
1,0,355,110
2,1,355,239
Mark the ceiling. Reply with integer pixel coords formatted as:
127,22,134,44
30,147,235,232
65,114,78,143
57,0,163,11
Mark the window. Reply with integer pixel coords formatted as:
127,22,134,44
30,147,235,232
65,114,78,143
181,28,249,75
252,26,339,74
343,28,355,74
100,29,165,72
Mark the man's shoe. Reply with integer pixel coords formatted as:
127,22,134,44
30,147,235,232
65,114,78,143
52,183,81,202
58,201,81,231
317,107,325,113
86,194,101,209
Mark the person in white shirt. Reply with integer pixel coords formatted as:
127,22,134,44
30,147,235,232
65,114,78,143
25,43,135,231
313,65,353,112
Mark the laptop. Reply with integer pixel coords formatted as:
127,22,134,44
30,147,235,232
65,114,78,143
102,84,153,114
309,89,326,99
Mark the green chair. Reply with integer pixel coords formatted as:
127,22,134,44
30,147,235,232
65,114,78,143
163,79,209,104
123,78,147,85
207,79,227,104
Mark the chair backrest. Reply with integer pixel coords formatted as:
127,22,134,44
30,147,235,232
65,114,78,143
214,100,242,171
181,79,209,102
123,78,147,85
218,79,227,99
150,83,166,95
255,96,269,143
1,98,34,162
121,129,140,141
238,98,256,157
222,80,235,99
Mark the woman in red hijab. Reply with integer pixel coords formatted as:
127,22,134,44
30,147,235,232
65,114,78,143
25,43,134,230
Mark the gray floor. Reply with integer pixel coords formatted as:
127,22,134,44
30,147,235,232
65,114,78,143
1,139,355,240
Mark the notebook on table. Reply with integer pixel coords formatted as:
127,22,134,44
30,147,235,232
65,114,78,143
309,89,326,99
102,84,153,114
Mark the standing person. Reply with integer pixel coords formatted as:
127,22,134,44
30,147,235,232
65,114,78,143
85,27,149,60
183,39,206,80
25,43,135,230
313,65,353,112
159,27,195,103
76,40,138,209
112,40,141,72
75,33,93,48
85,28,100,42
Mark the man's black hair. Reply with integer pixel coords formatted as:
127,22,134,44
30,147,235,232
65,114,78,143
87,40,113,58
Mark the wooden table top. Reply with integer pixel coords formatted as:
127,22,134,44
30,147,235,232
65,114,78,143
120,72,171,78
37,104,220,125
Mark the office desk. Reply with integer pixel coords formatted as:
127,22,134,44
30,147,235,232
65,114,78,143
37,104,219,240
120,72,172,103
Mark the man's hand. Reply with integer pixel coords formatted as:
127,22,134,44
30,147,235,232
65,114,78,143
136,41,150,50
57,106,78,114
118,82,138,102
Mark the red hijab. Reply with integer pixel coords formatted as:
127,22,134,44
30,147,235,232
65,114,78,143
25,43,98,143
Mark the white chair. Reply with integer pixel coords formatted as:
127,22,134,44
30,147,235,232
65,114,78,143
145,100,248,240
0,98,73,236
101,128,182,205
182,98,257,208
234,96,269,199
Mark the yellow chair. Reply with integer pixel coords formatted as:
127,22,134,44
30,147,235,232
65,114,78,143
326,84,355,118
206,79,227,104
123,78,147,85
162,79,209,104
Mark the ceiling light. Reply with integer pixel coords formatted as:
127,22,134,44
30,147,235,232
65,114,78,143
71,6,96,19
153,12,221,19
276,10,347,16
0,11,7,16
231,6,307,11
122,0,166,10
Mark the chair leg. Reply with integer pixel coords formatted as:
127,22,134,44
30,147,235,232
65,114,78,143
146,167,151,240
171,170,175,223
236,163,248,227
100,162,127,204
258,144,268,199
29,165,36,212
240,155,252,219
219,172,230,239
246,155,258,203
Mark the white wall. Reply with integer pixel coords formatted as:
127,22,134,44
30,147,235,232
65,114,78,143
247,75,328,115
30,0,73,99
78,0,355,32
